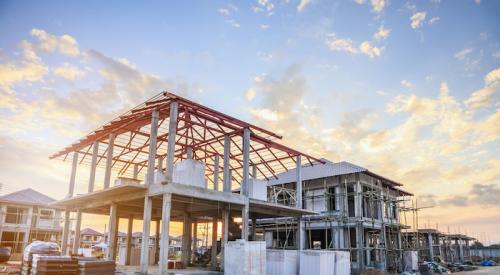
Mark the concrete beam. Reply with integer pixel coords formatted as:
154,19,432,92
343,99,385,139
165,101,178,183
88,142,99,193
148,182,246,205
159,193,172,275
68,152,78,198
104,133,115,189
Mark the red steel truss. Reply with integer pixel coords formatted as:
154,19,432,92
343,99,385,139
50,92,323,185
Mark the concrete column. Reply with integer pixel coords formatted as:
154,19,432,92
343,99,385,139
242,199,249,241
104,134,115,189
356,224,365,271
107,204,118,260
159,193,172,275
192,222,198,262
297,218,305,250
158,156,164,173
186,146,193,159
241,129,250,241
221,209,229,271
165,101,178,183
140,197,152,273
181,214,192,266
154,219,160,264
61,210,71,255
126,215,133,265
252,165,257,180
23,207,33,251
296,155,302,208
428,233,434,260
72,210,82,254
146,110,160,186
355,180,362,218
223,135,231,192
251,216,257,241
133,164,139,179
211,218,218,269
213,155,220,191
68,152,78,198
88,141,99,193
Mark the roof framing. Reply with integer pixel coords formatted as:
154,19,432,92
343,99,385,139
51,92,323,185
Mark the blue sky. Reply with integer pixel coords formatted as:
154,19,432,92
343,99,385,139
0,0,499,241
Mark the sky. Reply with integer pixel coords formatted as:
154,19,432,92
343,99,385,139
0,0,499,243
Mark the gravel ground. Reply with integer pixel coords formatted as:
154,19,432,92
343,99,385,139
458,265,500,275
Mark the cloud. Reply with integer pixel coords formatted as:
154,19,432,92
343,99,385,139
373,25,391,40
454,48,473,60
253,0,274,15
218,8,230,15
225,19,240,28
53,63,85,80
428,16,440,25
297,0,312,12
484,68,500,85
260,24,270,29
440,183,500,208
31,28,80,56
371,0,385,13
325,34,382,58
410,12,426,29
463,68,500,113
245,88,256,101
401,79,413,88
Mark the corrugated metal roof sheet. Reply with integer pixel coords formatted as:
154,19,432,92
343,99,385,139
267,159,401,187
0,188,56,205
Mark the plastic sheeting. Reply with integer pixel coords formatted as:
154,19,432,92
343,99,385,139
299,250,350,275
22,241,60,262
403,251,419,272
173,159,207,188
249,179,268,201
266,249,297,275
224,240,266,275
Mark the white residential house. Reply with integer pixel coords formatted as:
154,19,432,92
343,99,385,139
0,188,63,260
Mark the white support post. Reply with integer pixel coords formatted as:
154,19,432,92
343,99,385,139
165,101,178,183
68,152,78,198
241,129,250,241
146,110,160,186
104,134,115,189
223,135,231,192
211,218,218,269
428,233,434,260
61,210,71,255
107,204,118,260
126,215,133,265
296,155,302,208
159,193,172,275
221,208,229,271
23,207,33,251
154,219,160,264
251,216,257,241
213,155,220,191
72,210,82,254
140,197,152,273
181,213,192,266
133,164,139,179
88,142,99,193
186,146,193,159
192,222,198,262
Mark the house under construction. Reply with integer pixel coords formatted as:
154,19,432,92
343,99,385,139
257,159,413,273
49,92,321,274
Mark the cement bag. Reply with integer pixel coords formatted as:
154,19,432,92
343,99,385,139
23,241,60,262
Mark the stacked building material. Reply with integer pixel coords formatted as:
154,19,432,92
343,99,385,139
31,255,78,275
76,257,115,275
21,242,61,275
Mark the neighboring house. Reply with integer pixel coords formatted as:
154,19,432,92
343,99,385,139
0,188,63,260
79,228,104,248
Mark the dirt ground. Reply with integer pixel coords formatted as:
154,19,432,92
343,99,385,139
459,265,500,275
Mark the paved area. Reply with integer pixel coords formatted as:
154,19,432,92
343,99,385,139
459,266,500,275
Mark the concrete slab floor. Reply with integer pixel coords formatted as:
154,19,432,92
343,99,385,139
458,266,500,275
116,265,223,275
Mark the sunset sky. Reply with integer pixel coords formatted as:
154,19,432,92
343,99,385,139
0,0,499,243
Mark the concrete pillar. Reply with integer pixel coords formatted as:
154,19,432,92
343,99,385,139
140,197,152,273
126,215,133,265
146,110,160,186
221,209,229,271
356,224,365,271
61,210,71,255
213,155,220,191
107,204,118,260
251,216,257,241
104,134,115,189
154,219,160,264
23,207,33,251
68,152,78,198
72,210,82,254
355,180,362,218
181,214,192,266
242,199,249,241
133,164,139,179
159,193,172,275
211,218,218,269
252,165,257,180
297,218,305,250
165,101,178,183
428,233,434,260
241,129,250,241
296,155,302,208
192,222,198,262
223,135,231,192
186,146,193,159
88,141,99,193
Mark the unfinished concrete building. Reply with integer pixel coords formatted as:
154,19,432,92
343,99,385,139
258,160,412,273
49,92,319,274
